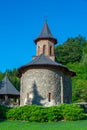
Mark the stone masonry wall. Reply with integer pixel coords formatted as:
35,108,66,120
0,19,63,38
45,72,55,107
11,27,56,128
20,67,72,106
20,67,61,106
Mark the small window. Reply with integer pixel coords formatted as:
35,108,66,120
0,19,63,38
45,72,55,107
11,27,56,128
43,45,46,54
50,46,52,56
48,93,51,102
38,46,40,55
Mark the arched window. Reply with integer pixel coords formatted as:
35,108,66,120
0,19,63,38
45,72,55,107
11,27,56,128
50,46,52,56
43,45,46,54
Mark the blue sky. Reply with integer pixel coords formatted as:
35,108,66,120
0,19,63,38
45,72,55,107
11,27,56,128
0,0,87,72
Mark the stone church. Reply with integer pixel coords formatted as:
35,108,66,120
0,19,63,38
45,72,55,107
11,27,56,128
17,22,76,106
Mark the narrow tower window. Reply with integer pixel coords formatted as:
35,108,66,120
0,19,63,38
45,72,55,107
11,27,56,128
50,46,52,56
38,46,40,55
48,93,51,102
43,45,46,54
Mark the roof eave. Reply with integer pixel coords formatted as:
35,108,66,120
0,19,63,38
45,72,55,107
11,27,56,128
0,93,20,95
34,37,57,44
17,64,76,78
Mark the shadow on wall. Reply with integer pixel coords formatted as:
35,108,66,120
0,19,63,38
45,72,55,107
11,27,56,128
31,81,44,105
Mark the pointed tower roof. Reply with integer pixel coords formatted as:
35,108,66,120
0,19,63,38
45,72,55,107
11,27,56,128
34,22,57,44
0,76,20,95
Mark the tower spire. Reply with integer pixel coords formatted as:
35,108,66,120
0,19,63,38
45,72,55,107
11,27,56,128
33,22,58,61
34,22,57,44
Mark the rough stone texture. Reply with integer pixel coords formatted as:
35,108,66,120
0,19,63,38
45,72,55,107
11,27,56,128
20,67,72,106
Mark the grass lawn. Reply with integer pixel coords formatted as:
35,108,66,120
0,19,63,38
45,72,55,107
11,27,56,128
0,120,87,130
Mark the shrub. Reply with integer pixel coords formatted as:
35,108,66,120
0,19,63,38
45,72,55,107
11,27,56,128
7,105,63,122
7,104,85,122
45,106,63,122
0,105,9,119
58,104,84,121
7,105,47,122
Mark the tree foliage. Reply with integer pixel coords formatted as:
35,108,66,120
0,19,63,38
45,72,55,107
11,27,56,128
55,35,85,64
55,35,87,102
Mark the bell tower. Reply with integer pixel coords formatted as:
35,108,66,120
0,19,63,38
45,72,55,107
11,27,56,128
34,22,57,61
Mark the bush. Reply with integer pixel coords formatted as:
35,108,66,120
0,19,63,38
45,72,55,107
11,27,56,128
7,104,85,122
7,105,63,122
45,106,63,122
0,105,9,119
58,104,84,121
7,105,47,122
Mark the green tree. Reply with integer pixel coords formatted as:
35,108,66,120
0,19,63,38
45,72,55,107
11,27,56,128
55,35,85,64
